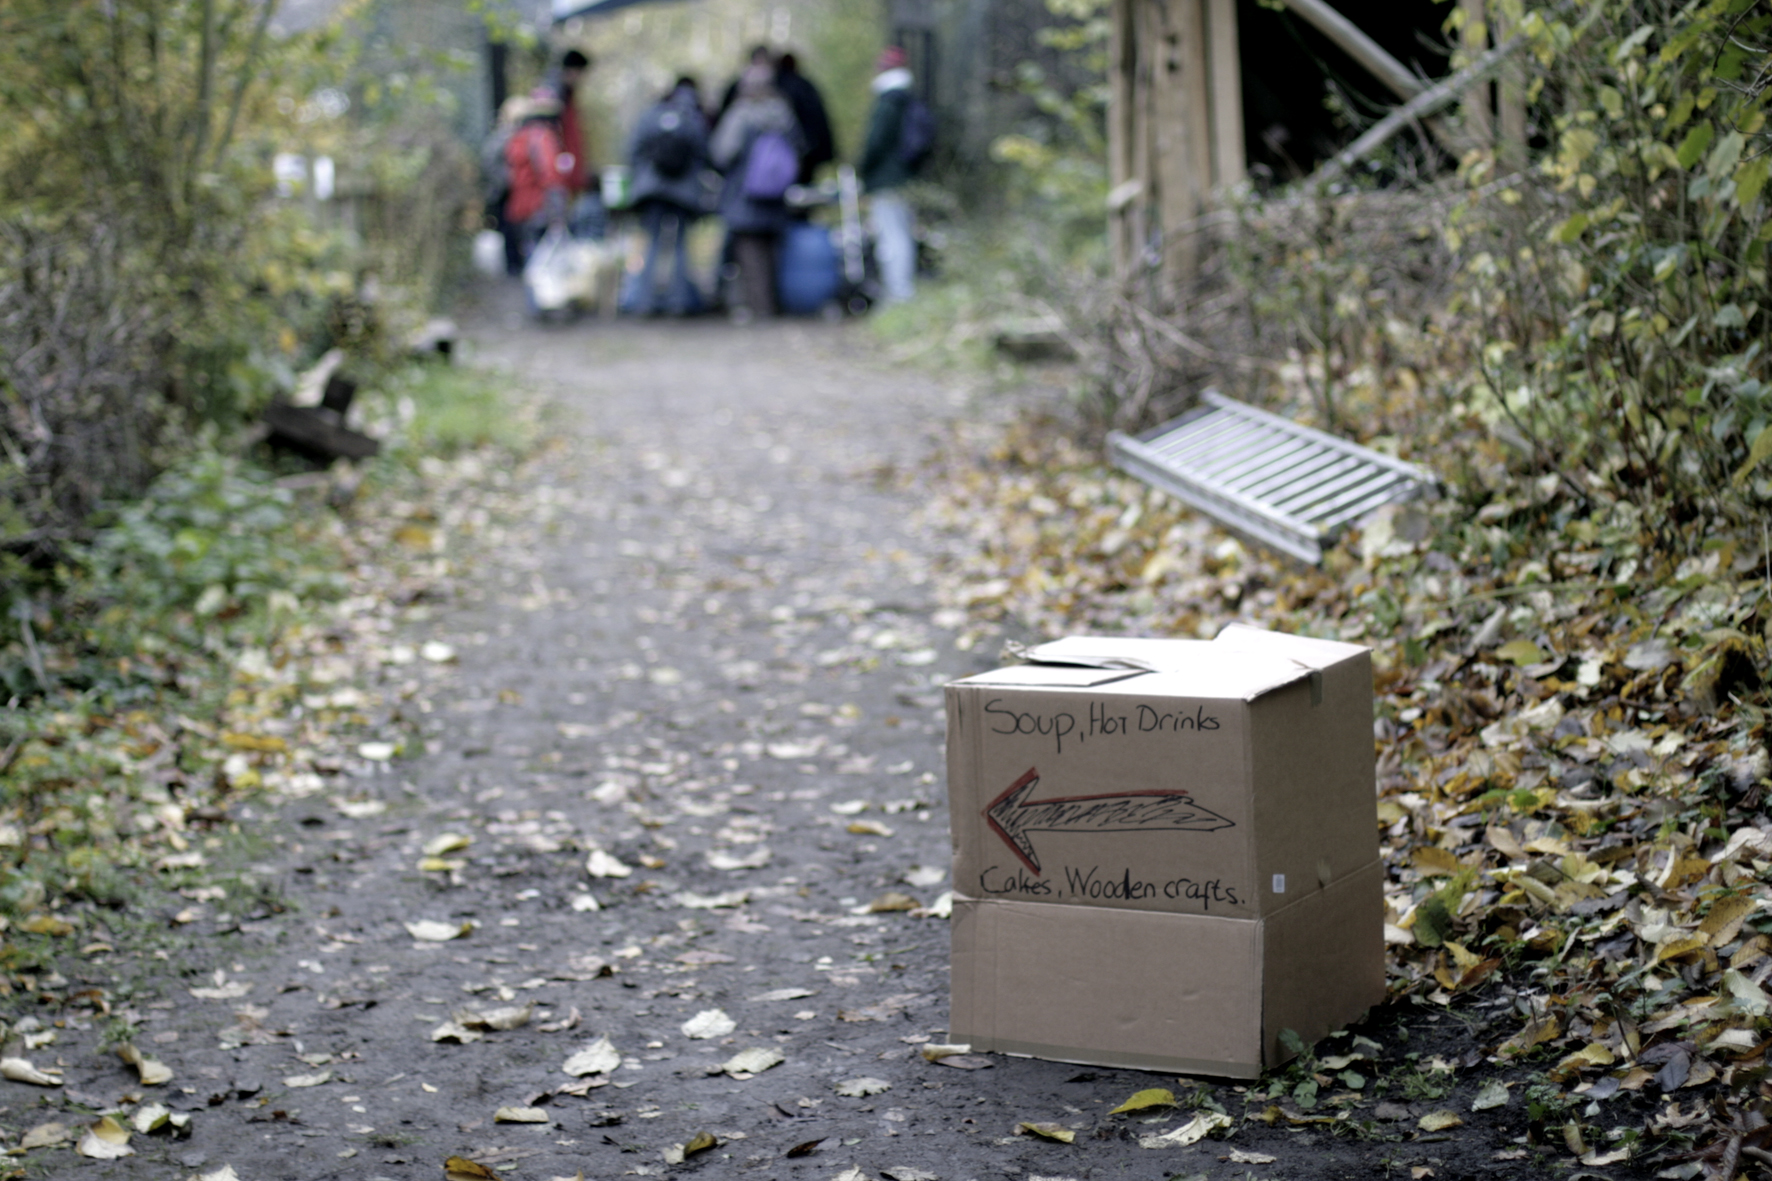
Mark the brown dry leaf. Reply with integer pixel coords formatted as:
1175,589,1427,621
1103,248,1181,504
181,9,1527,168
1109,1087,1176,1114
1019,1121,1076,1143
1412,847,1460,876
445,1157,504,1181
865,892,919,912
1700,896,1756,945
785,1138,826,1158
116,1040,174,1085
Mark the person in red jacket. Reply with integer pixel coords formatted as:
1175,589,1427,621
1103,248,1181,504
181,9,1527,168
504,92,569,259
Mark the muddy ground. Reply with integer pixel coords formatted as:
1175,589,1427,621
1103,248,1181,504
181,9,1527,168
1,306,1668,1180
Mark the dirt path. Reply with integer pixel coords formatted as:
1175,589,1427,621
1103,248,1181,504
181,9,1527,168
18,314,1443,1180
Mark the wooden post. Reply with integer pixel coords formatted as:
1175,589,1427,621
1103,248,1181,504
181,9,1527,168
1460,0,1492,147
1206,0,1245,190
1493,4,1527,168
1108,0,1139,279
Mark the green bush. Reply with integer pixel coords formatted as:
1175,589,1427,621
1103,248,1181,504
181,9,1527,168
1446,0,1770,535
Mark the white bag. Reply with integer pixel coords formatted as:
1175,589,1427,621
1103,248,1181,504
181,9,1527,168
471,229,506,276
524,227,601,313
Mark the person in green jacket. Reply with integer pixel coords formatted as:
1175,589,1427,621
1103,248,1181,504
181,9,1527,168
857,46,919,304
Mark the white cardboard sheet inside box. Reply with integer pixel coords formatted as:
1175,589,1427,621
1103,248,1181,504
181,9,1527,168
943,624,1384,1074
944,624,1377,920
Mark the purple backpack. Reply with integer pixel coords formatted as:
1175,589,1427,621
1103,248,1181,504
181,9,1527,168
742,131,798,200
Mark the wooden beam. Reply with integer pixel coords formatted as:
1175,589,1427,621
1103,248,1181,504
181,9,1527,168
1280,0,1423,101
1460,0,1492,144
1311,32,1526,183
1206,0,1245,189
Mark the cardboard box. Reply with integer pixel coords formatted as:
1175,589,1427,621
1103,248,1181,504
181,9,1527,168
944,625,1384,1074
945,624,1376,920
949,862,1385,1077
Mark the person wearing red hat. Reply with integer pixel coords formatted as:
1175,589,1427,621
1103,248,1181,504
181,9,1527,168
857,46,927,304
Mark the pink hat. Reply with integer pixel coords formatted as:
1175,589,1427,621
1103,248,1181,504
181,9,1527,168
876,46,908,72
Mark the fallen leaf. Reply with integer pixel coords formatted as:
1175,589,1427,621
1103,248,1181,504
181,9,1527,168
932,1055,994,1069
282,1070,332,1088
684,1131,718,1155
785,1138,826,1157
918,1043,972,1062
431,1020,484,1044
198,1169,241,1181
1109,1087,1176,1114
130,1103,171,1134
865,892,919,912
750,987,817,1002
847,819,893,836
116,1040,173,1085
682,1009,737,1039
835,1077,893,1097
562,1037,622,1077
879,1170,938,1181
1138,1112,1232,1148
722,1047,785,1076
457,1003,534,1031
1418,1110,1464,1132
445,1156,504,1181
1471,1080,1510,1111
1579,1145,1632,1166
1019,1121,1076,1143
585,850,633,878
357,741,397,761
1227,1149,1278,1164
22,914,74,936
188,980,253,1000
494,1106,550,1123
332,797,387,819
0,1056,61,1084
405,919,471,942
675,889,750,909
20,1121,72,1148
1496,639,1548,666
421,641,457,662
76,1115,133,1159
706,846,773,871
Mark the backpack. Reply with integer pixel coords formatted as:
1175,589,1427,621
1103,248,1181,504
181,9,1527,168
898,95,935,168
742,130,798,200
651,109,697,179
481,124,514,203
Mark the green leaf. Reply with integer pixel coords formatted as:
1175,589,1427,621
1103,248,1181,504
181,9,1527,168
1664,93,1694,130
1412,895,1454,948
1549,212,1589,243
1733,424,1772,485
1496,639,1548,666
1708,131,1746,178
1737,156,1771,208
1676,121,1714,169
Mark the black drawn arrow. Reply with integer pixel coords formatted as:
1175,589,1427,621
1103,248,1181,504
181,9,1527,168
983,767,1234,874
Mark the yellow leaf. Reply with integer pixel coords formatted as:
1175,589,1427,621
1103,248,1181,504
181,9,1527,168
1700,896,1755,945
1020,1121,1076,1143
445,1157,504,1181
865,892,919,912
222,732,287,753
1656,935,1708,963
115,1042,173,1085
1109,1087,1177,1114
1413,847,1461,877
684,1131,719,1155
423,833,471,856
22,914,74,936
1495,639,1547,667
1418,1110,1464,1132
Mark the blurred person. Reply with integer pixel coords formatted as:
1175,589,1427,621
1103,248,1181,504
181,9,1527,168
775,52,835,186
857,46,930,304
482,95,530,275
710,64,805,322
626,77,711,316
504,89,569,259
554,48,592,197
715,45,773,123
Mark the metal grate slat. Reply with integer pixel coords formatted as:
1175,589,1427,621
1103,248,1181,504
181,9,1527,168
1107,391,1437,565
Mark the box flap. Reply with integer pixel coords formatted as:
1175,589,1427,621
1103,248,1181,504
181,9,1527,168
1015,635,1311,702
1213,622,1368,670
954,664,1145,689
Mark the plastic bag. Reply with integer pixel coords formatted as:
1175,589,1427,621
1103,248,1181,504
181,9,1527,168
472,229,506,276
523,227,595,312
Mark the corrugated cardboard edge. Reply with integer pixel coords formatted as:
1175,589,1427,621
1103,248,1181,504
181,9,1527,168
949,862,1385,1078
